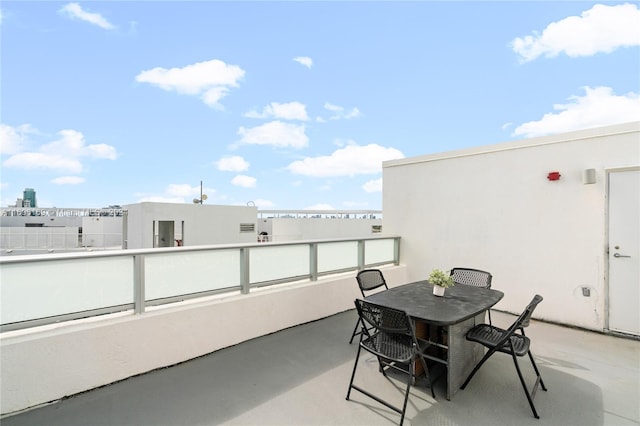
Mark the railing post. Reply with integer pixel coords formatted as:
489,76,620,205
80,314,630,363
309,243,318,281
394,237,401,265
134,255,145,314
357,239,365,270
240,247,250,294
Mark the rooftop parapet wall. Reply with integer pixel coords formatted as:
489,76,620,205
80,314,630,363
0,265,407,416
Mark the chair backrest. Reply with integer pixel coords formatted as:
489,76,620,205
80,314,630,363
356,269,389,296
450,267,493,288
506,294,544,335
354,299,412,336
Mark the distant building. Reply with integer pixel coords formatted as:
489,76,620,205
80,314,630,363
0,203,383,254
22,188,36,208
9,188,37,208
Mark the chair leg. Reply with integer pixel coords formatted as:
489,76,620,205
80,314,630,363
487,309,492,325
527,351,548,391
511,351,540,419
349,318,362,344
398,359,415,426
417,355,436,398
346,344,363,400
460,347,498,389
346,348,411,425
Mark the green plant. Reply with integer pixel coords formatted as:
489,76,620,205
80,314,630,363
428,269,455,288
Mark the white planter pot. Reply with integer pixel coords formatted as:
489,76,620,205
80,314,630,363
433,285,445,297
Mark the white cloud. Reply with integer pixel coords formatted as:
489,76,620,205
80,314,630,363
3,153,83,173
51,176,85,185
41,129,117,159
305,203,335,210
342,201,369,208
293,56,313,68
201,87,230,108
512,3,640,63
135,59,245,108
237,121,308,149
231,175,256,188
332,138,357,148
85,143,118,159
363,178,382,193
286,144,404,177
166,184,200,197
215,155,249,172
136,183,214,204
245,102,309,121
59,3,115,30
513,86,640,138
323,102,362,120
2,127,117,173
0,123,37,155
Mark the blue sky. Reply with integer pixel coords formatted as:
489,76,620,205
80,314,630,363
1,1,638,210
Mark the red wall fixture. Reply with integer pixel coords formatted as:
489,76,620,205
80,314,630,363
547,171,561,181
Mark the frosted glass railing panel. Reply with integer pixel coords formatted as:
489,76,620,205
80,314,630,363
1,236,400,331
318,241,358,273
145,250,240,300
365,238,395,265
0,257,133,324
250,245,310,283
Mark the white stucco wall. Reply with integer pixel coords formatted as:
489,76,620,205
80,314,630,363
124,202,258,249
261,218,383,242
382,122,639,331
81,217,122,247
0,266,407,416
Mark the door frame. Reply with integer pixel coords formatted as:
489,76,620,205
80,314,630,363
605,166,640,337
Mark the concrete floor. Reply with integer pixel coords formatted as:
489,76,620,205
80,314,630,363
2,310,639,426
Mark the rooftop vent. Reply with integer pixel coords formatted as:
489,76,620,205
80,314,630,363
240,223,255,233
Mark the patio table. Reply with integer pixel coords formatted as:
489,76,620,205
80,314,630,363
365,280,504,400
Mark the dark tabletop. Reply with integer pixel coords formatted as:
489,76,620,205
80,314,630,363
365,280,504,326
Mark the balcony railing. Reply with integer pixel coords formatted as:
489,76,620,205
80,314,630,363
0,236,400,332
0,229,123,251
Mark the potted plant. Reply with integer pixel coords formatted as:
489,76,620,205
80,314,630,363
428,268,455,296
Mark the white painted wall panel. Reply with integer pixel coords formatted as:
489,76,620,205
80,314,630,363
383,122,640,331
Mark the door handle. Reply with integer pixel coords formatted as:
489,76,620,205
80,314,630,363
613,253,631,258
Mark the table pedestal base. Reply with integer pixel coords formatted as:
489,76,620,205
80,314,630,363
416,312,486,400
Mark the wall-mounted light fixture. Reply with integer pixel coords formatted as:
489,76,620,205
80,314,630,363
583,168,597,185
547,171,561,181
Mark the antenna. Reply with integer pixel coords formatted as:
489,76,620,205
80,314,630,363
193,180,208,204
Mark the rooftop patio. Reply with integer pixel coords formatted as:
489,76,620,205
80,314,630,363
2,309,638,426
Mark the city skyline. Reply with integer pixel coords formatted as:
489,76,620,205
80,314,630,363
1,1,638,209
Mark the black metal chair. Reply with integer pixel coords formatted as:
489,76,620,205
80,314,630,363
349,269,389,344
346,299,436,426
461,294,548,419
450,267,494,324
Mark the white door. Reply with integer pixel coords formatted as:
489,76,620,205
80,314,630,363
608,169,640,336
